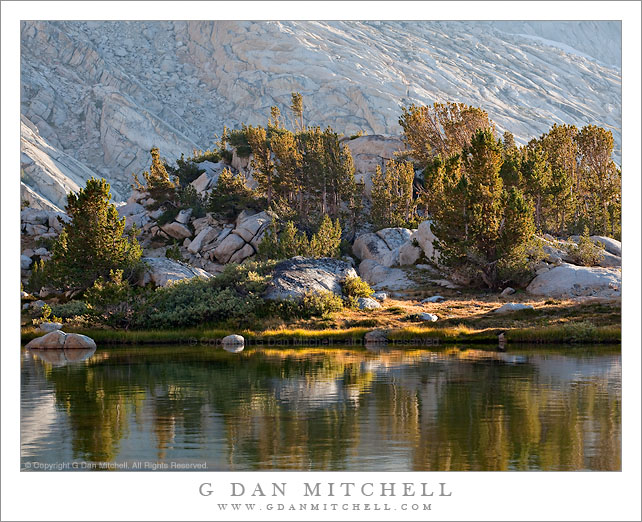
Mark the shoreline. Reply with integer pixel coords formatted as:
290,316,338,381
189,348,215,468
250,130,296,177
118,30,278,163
20,322,620,347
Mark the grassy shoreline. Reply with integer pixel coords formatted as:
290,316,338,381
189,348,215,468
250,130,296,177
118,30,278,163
20,322,620,346
21,293,621,347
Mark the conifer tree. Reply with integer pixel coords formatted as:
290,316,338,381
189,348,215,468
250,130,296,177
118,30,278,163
45,178,142,290
246,125,275,207
290,92,304,131
399,102,493,164
370,160,416,229
432,129,535,288
309,215,342,258
520,144,551,230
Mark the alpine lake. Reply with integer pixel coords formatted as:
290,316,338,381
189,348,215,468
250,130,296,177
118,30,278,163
21,342,621,471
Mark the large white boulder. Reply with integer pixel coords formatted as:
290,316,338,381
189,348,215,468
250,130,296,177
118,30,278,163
26,331,97,350
414,220,439,262
21,255,32,270
138,257,214,287
160,221,192,240
353,228,412,267
187,225,219,254
213,233,246,264
357,297,381,310
358,259,415,291
493,303,534,314
526,264,621,298
398,240,423,265
234,211,273,245
264,257,357,301
190,161,227,194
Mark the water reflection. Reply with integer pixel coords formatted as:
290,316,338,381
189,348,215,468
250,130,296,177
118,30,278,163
222,344,244,353
29,346,96,366
20,345,621,471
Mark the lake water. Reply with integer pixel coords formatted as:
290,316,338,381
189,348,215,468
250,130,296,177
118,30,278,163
20,344,621,471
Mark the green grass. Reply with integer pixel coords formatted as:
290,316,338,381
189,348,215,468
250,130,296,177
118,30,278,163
21,320,620,346
505,323,620,344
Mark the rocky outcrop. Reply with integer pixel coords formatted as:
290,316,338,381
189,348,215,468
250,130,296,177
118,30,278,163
526,264,621,298
264,257,357,301
190,161,227,195
160,221,192,240
343,135,405,194
212,211,273,264
137,257,214,287
590,236,621,257
413,221,439,262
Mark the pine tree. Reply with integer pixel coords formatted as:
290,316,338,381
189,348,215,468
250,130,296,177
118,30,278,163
520,144,551,230
399,101,493,164
290,92,304,131
309,215,342,258
45,178,142,290
246,125,275,207
370,160,416,229
432,129,535,289
576,125,620,235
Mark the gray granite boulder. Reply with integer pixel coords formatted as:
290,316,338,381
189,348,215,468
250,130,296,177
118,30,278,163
138,257,214,287
493,303,534,314
526,264,621,298
264,257,357,301
357,297,381,310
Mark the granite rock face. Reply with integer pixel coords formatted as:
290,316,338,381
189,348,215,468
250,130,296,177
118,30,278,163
21,21,621,209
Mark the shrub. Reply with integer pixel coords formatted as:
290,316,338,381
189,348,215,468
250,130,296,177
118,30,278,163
342,276,373,298
51,300,90,320
566,227,604,266
165,154,205,186
207,168,262,218
165,243,183,261
27,259,47,293
130,261,275,329
300,291,344,318
258,216,342,261
33,303,62,325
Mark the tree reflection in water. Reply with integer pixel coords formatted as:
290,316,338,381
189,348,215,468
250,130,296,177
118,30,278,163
22,345,621,471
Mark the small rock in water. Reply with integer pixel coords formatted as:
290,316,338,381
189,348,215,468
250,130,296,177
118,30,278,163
357,297,381,310
493,303,534,314
222,334,245,353
222,334,244,345
421,295,445,303
500,287,516,296
372,291,388,302
39,322,63,333
419,312,438,322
